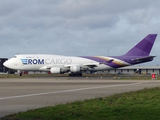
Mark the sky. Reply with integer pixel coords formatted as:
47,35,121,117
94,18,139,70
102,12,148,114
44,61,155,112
0,0,160,66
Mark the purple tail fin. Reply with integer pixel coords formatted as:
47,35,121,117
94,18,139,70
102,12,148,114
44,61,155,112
124,34,157,56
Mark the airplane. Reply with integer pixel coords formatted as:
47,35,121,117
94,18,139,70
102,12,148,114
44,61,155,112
3,34,157,76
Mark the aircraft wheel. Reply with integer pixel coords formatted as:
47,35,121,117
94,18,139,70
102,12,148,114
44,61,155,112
76,73,82,77
18,73,22,76
69,73,75,76
79,73,82,76
69,73,82,77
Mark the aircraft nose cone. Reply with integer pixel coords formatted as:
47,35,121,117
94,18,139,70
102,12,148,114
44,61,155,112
3,60,11,68
3,60,10,68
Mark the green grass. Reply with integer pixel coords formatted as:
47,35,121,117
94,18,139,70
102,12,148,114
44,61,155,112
2,87,160,120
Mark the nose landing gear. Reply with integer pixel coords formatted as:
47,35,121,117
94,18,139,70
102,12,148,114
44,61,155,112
17,70,22,76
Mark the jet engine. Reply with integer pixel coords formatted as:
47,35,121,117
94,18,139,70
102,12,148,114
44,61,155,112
50,67,61,74
70,66,81,72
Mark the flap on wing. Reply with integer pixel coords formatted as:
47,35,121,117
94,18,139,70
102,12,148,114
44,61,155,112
131,56,156,62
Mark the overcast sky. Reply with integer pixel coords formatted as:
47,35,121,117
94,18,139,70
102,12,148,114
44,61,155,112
0,0,160,66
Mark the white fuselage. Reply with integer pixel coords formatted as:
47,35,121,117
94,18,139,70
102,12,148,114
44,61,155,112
3,54,130,72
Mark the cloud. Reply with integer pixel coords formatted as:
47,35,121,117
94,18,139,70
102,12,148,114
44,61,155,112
0,0,160,65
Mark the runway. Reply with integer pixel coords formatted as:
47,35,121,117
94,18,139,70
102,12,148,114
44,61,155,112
0,77,160,117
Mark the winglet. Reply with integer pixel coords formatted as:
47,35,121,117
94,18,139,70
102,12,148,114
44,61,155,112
124,34,157,56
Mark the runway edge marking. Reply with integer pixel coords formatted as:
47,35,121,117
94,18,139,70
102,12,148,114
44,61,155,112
0,81,149,100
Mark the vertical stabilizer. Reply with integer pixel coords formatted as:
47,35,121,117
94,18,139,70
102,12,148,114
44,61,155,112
124,34,157,56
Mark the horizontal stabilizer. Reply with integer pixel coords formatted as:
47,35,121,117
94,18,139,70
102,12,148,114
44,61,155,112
131,56,156,62
98,59,114,64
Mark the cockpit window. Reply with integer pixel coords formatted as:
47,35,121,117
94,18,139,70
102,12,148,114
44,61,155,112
13,56,17,58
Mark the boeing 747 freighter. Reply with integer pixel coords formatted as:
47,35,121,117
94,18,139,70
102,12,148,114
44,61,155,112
3,34,157,76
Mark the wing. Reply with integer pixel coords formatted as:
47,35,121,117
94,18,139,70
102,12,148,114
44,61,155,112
39,58,114,73
39,58,114,71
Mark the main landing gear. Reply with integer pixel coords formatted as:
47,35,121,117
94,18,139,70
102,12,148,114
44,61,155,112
69,73,82,77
